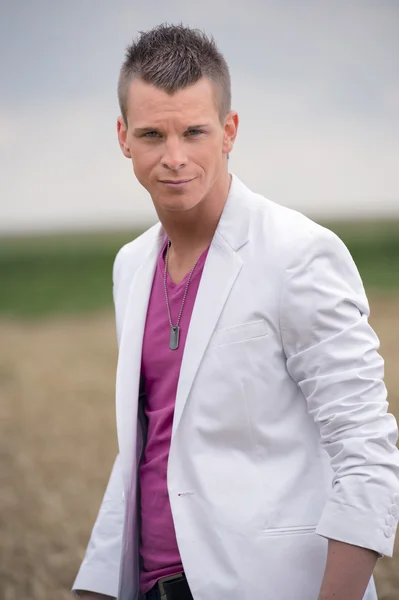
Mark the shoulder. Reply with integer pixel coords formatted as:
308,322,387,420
250,190,334,246
234,177,362,297
113,222,161,286
112,223,162,339
247,190,366,304
242,180,348,265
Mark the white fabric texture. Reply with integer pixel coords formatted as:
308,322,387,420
73,175,399,600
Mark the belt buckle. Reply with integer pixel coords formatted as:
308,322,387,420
157,573,184,600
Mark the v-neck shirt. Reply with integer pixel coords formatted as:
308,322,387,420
139,239,209,593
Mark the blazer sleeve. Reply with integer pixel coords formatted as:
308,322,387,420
72,454,124,597
72,244,138,596
279,226,399,557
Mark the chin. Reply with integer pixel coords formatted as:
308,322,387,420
160,197,201,213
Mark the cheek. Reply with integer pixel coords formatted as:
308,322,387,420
192,139,223,165
131,158,151,189
131,148,156,176
131,161,142,182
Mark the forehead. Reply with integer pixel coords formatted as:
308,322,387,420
126,77,220,125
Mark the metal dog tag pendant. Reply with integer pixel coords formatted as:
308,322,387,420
169,325,180,350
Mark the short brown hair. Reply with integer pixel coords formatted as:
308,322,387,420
118,23,231,125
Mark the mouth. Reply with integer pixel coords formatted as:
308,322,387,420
159,177,196,188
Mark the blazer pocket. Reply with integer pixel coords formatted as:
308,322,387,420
262,525,317,537
210,319,268,348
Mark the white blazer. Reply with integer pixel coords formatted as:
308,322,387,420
73,175,399,600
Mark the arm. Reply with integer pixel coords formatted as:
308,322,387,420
318,540,378,600
75,594,115,599
280,226,399,596
72,455,124,598
73,250,129,597
72,246,136,597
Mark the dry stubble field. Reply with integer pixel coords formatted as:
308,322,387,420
0,296,398,600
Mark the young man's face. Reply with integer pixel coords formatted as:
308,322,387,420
117,77,238,215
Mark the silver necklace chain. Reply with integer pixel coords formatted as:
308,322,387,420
164,239,200,333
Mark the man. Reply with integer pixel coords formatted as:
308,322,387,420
73,24,399,600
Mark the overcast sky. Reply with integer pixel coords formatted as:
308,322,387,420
1,0,398,234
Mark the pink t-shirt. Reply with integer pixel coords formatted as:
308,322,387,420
139,240,209,594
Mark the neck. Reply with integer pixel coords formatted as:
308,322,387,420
157,172,232,258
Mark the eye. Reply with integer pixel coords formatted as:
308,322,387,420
185,129,204,137
143,131,161,138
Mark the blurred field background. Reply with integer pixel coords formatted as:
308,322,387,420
0,221,399,600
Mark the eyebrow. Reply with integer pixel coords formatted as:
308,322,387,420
133,127,158,134
133,124,209,134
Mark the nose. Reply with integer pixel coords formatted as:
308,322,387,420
161,137,187,171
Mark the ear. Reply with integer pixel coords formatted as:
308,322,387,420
222,111,239,155
117,116,132,159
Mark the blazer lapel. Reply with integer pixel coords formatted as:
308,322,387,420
115,227,164,489
172,175,251,437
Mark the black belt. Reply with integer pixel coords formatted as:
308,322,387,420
145,573,193,600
